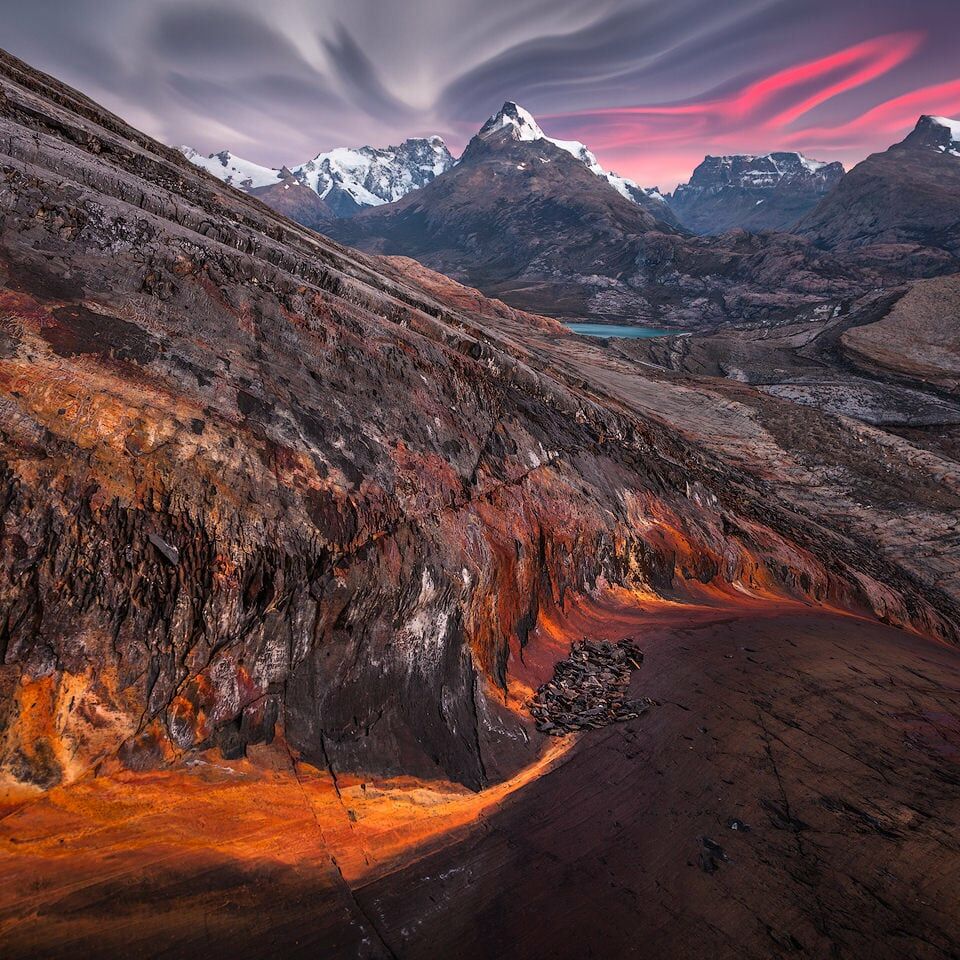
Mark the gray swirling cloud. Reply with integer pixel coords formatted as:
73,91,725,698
0,0,957,186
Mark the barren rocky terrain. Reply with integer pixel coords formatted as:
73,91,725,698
0,48,959,959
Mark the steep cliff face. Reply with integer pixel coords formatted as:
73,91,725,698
668,152,844,233
0,48,958,808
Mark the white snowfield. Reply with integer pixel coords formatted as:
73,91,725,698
180,136,454,210
478,102,668,208
703,153,831,184
930,116,960,139
296,138,454,208
179,147,279,190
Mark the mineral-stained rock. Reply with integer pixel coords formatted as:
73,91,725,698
0,47,959,809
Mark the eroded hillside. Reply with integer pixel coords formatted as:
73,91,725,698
1,49,960,960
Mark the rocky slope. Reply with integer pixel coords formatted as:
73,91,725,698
2,48,960,959
181,135,455,216
841,273,960,395
668,152,844,233
248,175,336,231
794,115,960,274
3,41,959,791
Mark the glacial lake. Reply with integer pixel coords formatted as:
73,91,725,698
564,322,673,339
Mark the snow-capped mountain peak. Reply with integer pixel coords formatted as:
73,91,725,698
476,102,667,210
906,115,960,156
296,137,454,214
478,101,545,142
180,136,454,216
179,146,280,190
677,152,841,192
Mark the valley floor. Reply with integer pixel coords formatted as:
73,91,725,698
3,592,959,959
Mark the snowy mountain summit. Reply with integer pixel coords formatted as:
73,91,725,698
675,152,843,194
179,147,279,190
477,101,546,142
180,137,454,216
477,101,667,207
903,115,960,157
295,137,454,216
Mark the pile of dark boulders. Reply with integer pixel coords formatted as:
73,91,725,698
530,637,652,735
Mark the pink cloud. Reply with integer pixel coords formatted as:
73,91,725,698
539,32,948,189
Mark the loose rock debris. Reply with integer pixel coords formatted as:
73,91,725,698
530,638,652,735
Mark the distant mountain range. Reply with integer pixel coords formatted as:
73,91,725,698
321,102,885,326
180,136,455,218
180,102,676,223
180,103,841,234
182,106,960,325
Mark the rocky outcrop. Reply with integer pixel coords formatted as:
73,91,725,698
668,152,844,233
529,638,650,734
841,273,960,394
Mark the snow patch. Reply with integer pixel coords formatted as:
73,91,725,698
179,147,279,189
930,115,960,141
929,115,960,155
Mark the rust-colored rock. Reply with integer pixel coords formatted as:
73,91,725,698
0,47,959,960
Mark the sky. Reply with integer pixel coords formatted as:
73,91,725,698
1,0,959,189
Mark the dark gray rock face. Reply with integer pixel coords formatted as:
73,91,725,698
668,152,844,233
794,115,960,272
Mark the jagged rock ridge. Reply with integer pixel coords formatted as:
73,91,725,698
181,135,455,216
668,151,844,233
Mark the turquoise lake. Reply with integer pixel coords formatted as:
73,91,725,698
564,322,673,339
